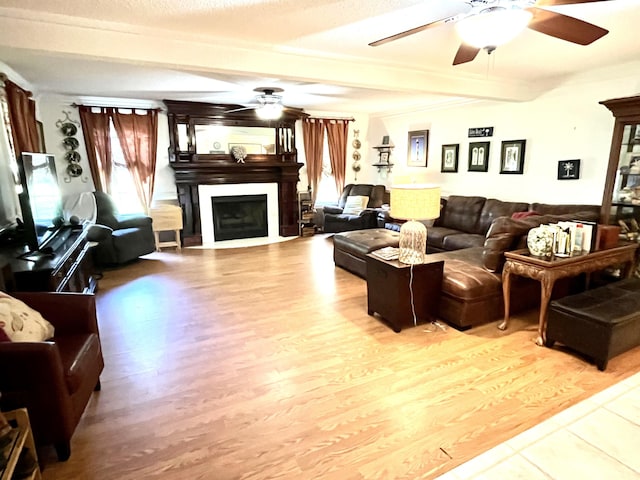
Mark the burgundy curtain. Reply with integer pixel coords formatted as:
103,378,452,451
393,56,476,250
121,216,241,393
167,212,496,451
111,108,158,212
4,80,39,157
325,119,349,196
302,118,325,205
78,106,112,193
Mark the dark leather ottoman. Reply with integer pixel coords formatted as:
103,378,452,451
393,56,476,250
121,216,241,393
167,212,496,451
333,229,400,278
547,278,640,371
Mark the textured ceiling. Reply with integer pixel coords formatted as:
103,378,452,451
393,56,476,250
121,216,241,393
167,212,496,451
0,0,639,114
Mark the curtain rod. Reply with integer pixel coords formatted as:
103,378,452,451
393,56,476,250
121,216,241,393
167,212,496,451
307,116,355,122
72,103,162,112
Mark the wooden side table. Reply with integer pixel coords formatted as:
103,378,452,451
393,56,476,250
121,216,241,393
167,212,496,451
366,254,444,332
1,408,41,480
150,205,183,252
499,243,638,346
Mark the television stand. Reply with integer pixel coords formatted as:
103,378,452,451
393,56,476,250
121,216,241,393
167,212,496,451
2,224,98,293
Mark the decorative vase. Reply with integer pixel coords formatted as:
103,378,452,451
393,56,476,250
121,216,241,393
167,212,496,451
527,226,554,257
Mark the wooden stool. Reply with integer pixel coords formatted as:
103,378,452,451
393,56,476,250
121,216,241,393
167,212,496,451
150,205,183,251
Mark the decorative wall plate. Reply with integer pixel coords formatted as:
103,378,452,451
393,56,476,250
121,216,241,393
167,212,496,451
352,151,361,161
65,151,81,162
60,122,78,136
352,139,361,149
63,137,79,150
67,163,83,177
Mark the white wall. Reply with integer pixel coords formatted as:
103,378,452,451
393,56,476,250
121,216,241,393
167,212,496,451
361,60,640,205
22,59,640,207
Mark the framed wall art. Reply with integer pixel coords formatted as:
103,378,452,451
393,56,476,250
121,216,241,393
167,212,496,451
558,159,580,180
441,144,459,172
468,141,490,172
500,139,526,174
407,130,429,167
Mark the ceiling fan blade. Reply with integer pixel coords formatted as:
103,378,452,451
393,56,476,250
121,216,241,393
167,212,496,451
534,0,612,6
527,7,608,45
369,14,463,47
225,106,255,114
453,43,481,65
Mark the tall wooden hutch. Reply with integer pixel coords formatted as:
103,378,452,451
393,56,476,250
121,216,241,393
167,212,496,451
600,95,640,225
164,100,308,246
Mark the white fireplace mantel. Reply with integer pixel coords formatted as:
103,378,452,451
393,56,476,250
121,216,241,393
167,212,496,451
198,183,280,245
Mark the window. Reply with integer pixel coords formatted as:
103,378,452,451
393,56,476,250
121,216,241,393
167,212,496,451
109,122,144,215
312,137,338,206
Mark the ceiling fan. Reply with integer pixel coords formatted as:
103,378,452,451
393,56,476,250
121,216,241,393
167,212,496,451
369,0,611,65
226,87,301,120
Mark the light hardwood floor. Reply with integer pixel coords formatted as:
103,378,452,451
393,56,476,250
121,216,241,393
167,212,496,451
40,235,640,479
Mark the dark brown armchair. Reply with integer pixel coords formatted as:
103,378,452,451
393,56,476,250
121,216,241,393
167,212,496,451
321,184,388,233
0,292,104,461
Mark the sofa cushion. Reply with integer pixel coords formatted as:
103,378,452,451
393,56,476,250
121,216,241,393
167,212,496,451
482,210,601,273
342,195,369,215
338,184,386,209
426,227,461,251
0,292,55,342
437,195,486,233
530,203,601,216
475,199,529,235
442,233,486,251
425,248,501,301
55,333,102,394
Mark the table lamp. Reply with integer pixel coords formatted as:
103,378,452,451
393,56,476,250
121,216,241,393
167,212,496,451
390,184,441,264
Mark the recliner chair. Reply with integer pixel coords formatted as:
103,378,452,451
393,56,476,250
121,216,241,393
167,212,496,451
321,184,387,233
90,191,156,266
0,292,104,461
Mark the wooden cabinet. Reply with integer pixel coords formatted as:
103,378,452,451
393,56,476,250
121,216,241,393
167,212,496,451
0,409,42,480
600,95,640,226
366,255,443,332
4,225,98,293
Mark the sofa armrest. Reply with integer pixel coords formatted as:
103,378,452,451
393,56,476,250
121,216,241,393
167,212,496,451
0,341,67,392
322,205,344,215
114,214,153,230
11,292,99,335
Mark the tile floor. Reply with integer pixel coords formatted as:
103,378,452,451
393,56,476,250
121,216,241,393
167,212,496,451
436,371,640,480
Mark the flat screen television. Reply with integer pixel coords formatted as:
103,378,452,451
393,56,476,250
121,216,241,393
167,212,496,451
16,152,64,253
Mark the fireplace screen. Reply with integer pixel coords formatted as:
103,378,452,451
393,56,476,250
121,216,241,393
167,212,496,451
211,194,268,241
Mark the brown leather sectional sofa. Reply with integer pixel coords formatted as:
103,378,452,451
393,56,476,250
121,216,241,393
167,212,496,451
338,195,601,329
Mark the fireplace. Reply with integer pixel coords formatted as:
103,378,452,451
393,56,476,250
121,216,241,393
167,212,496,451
198,183,280,245
212,194,268,241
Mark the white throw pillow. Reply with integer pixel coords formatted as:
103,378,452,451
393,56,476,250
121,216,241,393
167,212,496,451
342,195,369,215
0,292,55,342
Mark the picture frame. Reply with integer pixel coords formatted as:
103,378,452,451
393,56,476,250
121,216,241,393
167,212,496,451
379,151,390,163
407,130,429,167
500,139,526,174
441,144,459,172
468,141,490,172
558,159,581,180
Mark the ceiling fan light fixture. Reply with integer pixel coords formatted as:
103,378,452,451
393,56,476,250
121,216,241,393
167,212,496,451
455,8,533,49
256,102,283,120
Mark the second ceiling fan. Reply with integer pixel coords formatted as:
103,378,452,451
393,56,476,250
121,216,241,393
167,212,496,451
369,0,611,65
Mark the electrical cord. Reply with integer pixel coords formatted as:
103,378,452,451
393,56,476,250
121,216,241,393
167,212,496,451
409,264,417,327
